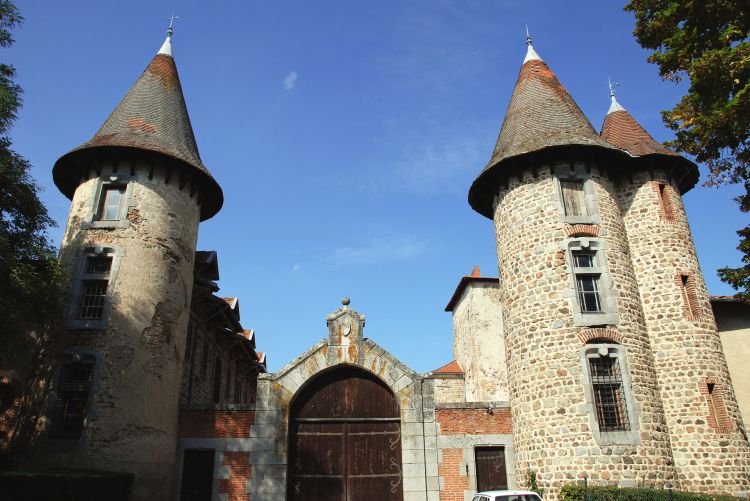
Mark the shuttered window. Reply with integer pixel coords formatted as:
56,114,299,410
560,179,587,216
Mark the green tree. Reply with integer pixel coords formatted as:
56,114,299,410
625,0,750,297
0,0,63,340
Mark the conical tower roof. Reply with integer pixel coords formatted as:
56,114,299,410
599,94,698,193
53,32,223,220
469,40,623,218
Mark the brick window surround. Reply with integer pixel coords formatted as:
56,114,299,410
675,271,702,320
577,327,623,345
699,377,734,433
652,181,678,223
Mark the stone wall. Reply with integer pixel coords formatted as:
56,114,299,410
42,159,201,501
619,171,750,495
433,376,466,404
492,164,675,498
451,281,508,402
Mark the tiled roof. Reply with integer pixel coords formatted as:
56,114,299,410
53,51,223,220
433,360,463,374
600,109,678,158
469,57,622,218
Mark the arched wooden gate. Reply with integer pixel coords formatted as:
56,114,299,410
287,367,404,501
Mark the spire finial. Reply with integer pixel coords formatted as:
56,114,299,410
167,14,179,36
158,15,179,56
607,78,626,114
523,25,541,63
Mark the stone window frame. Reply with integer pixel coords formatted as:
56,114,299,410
65,245,124,331
562,238,619,327
45,349,102,449
82,174,136,230
553,164,600,225
580,343,640,445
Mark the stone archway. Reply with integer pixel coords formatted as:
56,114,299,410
287,366,403,501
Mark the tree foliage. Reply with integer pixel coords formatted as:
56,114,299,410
0,0,63,339
625,0,750,297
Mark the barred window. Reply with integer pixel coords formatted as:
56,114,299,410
50,355,95,439
79,280,108,319
588,354,630,432
573,251,602,313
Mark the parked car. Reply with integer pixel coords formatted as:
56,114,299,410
472,490,543,501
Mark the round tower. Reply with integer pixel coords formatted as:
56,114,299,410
601,95,750,495
44,29,222,500
468,39,675,497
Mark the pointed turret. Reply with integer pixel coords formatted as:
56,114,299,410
469,35,622,218
53,28,223,220
599,90,698,192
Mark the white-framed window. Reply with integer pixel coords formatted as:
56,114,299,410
65,246,124,330
563,239,619,326
83,175,134,229
553,164,599,224
580,343,640,445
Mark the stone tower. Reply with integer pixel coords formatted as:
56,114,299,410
601,95,750,494
468,39,676,496
45,30,222,500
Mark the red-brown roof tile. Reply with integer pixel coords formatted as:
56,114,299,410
600,110,678,158
433,360,463,374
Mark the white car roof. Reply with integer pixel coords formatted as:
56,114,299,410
476,491,541,496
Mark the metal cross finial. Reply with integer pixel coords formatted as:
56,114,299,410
167,14,179,36
608,78,620,98
525,24,532,46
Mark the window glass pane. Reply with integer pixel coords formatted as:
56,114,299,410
561,180,587,216
576,275,602,312
79,280,108,319
86,256,112,274
573,252,595,268
99,186,125,221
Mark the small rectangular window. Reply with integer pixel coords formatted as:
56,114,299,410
86,256,112,274
589,356,630,431
561,180,587,217
656,182,677,222
79,280,108,319
572,251,602,313
97,185,126,221
678,273,701,319
50,358,95,439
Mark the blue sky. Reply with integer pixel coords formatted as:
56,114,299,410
9,1,747,372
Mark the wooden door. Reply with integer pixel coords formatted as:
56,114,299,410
288,368,403,501
475,447,508,492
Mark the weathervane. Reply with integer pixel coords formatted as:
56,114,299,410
608,78,620,99
167,14,179,36
525,24,532,46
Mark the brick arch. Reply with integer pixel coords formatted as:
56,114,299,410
577,327,623,345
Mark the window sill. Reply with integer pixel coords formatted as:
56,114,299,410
82,220,131,230
563,215,600,225
64,319,108,331
593,429,641,445
573,312,619,327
